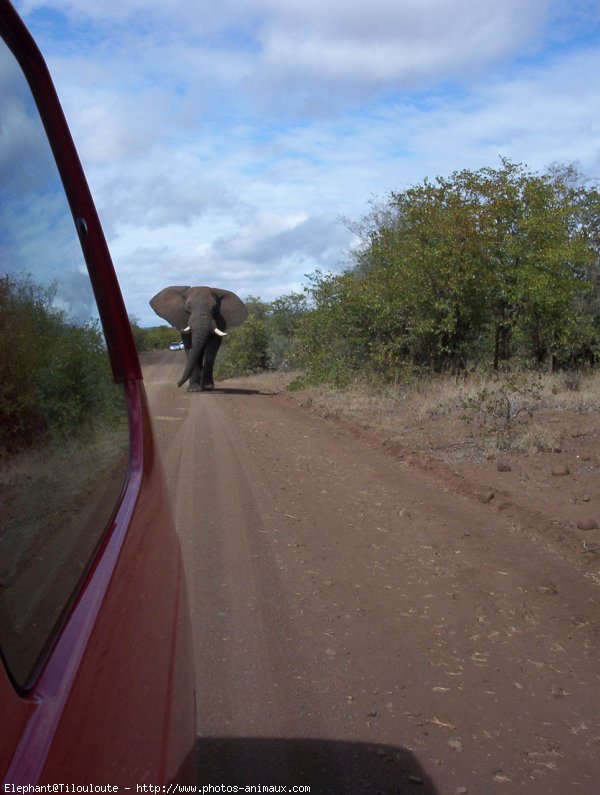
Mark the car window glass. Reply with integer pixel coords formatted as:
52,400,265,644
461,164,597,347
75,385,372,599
0,40,130,689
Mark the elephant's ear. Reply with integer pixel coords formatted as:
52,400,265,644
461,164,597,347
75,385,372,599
149,286,191,330
211,288,248,328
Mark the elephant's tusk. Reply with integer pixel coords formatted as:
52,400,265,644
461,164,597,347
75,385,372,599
181,326,191,334
214,328,227,337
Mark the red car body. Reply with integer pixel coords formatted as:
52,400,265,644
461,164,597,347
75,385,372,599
0,0,196,784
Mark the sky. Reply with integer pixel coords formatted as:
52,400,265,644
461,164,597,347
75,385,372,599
11,0,600,326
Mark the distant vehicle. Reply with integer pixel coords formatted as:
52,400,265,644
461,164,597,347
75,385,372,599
170,340,185,351
0,0,195,785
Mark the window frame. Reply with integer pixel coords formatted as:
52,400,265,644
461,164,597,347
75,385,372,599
0,0,144,692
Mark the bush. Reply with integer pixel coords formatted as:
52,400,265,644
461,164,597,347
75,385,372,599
216,315,270,378
0,275,122,453
37,319,121,439
216,293,309,379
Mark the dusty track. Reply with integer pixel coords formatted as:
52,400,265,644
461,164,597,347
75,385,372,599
143,352,600,794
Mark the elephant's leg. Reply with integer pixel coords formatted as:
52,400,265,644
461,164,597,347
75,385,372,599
200,335,223,390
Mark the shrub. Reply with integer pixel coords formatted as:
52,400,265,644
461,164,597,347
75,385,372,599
216,315,270,378
0,275,122,453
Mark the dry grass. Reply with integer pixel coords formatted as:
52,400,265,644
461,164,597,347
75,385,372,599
234,369,600,462
512,422,563,455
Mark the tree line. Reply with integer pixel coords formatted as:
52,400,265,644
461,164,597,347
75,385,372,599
137,159,600,386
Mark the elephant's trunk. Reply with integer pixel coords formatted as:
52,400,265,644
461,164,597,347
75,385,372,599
177,316,211,387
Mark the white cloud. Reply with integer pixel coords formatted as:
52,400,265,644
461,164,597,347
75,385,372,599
394,46,600,178
9,0,600,325
19,0,551,96
254,0,548,86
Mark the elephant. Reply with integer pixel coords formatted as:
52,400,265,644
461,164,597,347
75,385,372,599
150,285,248,391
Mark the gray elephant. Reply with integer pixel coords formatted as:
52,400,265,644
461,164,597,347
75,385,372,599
150,285,248,391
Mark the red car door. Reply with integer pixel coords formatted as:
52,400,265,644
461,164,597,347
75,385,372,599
0,0,196,784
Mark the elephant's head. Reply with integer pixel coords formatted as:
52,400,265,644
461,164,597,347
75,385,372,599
149,286,248,388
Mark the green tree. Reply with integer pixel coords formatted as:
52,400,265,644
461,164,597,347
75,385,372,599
472,160,593,368
298,159,600,384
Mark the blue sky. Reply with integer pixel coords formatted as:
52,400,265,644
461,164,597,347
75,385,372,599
12,0,600,325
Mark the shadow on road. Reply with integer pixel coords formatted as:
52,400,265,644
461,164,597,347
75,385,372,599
211,386,262,395
205,387,272,396
192,736,440,794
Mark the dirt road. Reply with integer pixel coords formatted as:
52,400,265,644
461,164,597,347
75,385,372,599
143,352,600,794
